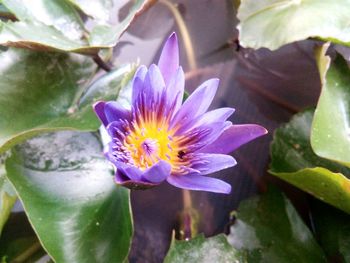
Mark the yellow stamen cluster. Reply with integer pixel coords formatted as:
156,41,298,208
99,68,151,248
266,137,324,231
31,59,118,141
124,118,184,172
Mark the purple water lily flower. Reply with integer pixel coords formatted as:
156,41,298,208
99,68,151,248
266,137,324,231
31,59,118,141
93,33,267,194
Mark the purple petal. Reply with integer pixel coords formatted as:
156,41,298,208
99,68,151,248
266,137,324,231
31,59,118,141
180,121,229,152
141,160,171,183
176,107,234,135
191,153,236,175
166,66,185,115
132,65,147,105
197,121,229,146
105,121,128,142
143,64,166,105
115,162,143,181
170,79,219,129
158,32,179,85
106,121,120,137
93,101,108,126
115,170,131,184
167,174,231,194
104,101,130,123
200,124,268,154
115,170,158,190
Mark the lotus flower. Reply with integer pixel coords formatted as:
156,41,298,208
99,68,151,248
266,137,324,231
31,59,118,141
93,33,267,194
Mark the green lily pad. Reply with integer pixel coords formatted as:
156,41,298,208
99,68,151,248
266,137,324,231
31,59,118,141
2,0,85,41
0,20,90,53
67,0,113,22
0,47,134,154
311,201,350,262
0,4,14,20
164,234,245,263
0,0,154,55
237,0,350,50
78,63,137,109
5,131,132,263
270,109,350,214
0,162,16,237
311,44,350,167
87,0,154,47
228,188,327,262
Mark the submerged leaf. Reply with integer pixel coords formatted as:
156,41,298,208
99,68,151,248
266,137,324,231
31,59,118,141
312,201,350,262
0,215,47,263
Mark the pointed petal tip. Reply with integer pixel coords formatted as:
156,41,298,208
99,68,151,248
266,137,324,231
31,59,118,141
222,184,232,194
148,63,157,70
93,101,108,126
177,65,184,73
253,124,268,136
134,65,148,79
202,78,220,92
93,100,105,110
227,107,235,116
169,32,178,39
206,78,220,86
199,124,267,154
158,32,179,85
167,32,178,46
232,157,238,167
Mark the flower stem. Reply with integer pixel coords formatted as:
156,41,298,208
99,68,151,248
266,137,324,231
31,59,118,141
12,241,42,263
93,54,112,72
177,189,199,240
159,0,197,70
182,189,192,210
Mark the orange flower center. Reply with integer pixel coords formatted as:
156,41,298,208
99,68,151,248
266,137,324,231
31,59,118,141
124,118,185,173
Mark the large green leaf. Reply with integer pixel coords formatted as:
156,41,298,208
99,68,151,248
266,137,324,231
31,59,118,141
270,110,350,214
2,0,85,41
0,47,134,154
87,0,155,47
78,63,137,109
0,20,91,53
67,0,113,21
0,4,14,20
0,162,16,237
237,0,350,50
164,234,245,263
312,201,350,262
311,44,350,167
0,0,154,55
271,168,350,214
228,188,326,262
5,131,132,263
